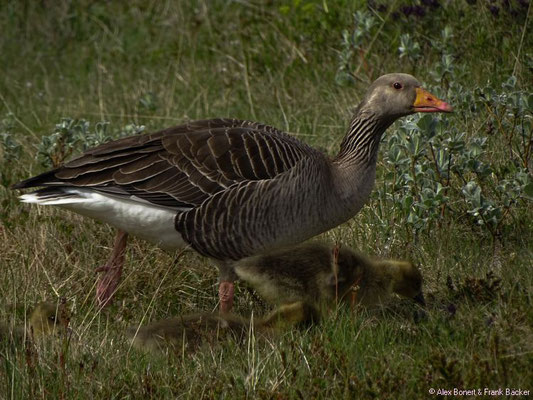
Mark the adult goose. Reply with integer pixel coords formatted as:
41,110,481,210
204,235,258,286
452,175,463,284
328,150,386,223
13,73,452,311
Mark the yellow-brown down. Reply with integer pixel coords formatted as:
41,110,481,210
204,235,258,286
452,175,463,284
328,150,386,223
234,242,425,312
0,302,70,342
129,242,424,353
128,302,319,353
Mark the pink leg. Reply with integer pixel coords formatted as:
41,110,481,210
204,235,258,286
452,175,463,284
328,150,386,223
95,231,128,308
218,281,235,314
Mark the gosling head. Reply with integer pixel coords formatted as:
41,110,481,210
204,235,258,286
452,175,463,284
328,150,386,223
29,302,70,338
361,73,453,122
383,260,425,306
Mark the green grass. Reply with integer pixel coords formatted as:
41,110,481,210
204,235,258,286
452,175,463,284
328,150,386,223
1,1,532,398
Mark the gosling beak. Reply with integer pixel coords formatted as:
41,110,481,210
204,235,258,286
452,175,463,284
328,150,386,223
413,87,453,113
413,292,426,306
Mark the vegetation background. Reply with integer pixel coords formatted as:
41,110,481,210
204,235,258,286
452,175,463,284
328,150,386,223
0,0,531,398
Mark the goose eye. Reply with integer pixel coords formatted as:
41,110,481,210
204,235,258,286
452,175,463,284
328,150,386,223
393,82,402,90
48,315,56,323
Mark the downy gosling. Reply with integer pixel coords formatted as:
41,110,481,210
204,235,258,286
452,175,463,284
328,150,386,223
129,242,425,353
0,302,70,342
128,302,318,353
234,242,425,314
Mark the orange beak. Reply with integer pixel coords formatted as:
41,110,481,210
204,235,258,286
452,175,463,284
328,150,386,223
413,87,453,113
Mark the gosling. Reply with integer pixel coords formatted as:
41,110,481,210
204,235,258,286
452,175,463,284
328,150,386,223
0,301,70,342
234,242,425,312
129,242,424,352
128,302,319,353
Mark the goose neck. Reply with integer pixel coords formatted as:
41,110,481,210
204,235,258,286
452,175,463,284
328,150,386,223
333,110,391,167
329,111,391,207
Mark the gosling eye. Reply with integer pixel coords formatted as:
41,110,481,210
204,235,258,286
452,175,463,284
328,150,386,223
48,315,56,323
393,82,403,90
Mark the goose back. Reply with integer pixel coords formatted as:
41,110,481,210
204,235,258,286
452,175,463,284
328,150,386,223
13,118,315,211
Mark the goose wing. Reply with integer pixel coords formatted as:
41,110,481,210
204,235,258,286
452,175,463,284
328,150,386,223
13,119,313,210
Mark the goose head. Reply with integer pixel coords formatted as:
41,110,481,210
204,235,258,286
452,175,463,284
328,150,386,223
360,73,453,122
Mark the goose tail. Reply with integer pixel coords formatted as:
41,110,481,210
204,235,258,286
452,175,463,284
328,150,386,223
18,187,89,206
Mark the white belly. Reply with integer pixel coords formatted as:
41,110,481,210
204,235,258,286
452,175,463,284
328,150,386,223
20,188,187,251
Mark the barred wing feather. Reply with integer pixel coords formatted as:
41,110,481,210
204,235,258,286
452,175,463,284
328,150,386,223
13,118,313,210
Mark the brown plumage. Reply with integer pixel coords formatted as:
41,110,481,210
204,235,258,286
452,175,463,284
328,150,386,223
13,73,451,310
14,119,306,214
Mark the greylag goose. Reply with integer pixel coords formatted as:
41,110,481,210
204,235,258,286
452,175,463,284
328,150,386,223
128,302,318,353
12,73,451,310
235,241,425,314
0,302,70,342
